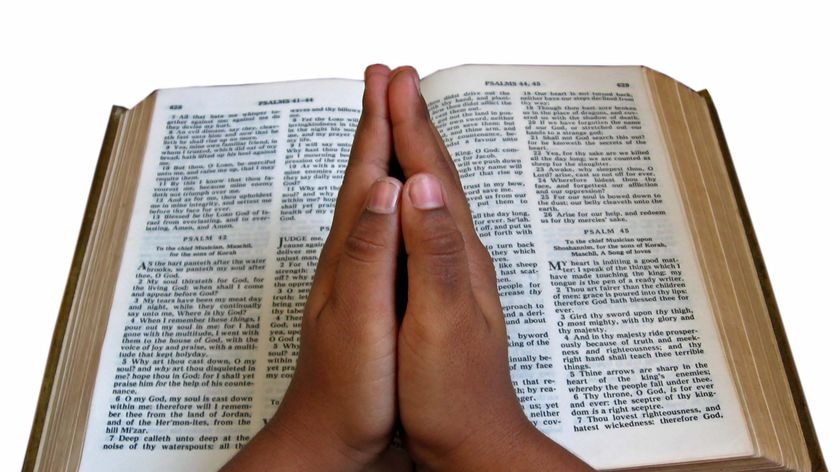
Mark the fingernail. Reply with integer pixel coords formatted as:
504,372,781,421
409,174,444,210
367,178,400,214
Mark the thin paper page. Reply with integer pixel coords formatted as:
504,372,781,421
79,79,363,471
419,65,753,469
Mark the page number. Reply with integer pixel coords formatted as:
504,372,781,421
617,83,630,88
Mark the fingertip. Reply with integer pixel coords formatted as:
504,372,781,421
389,65,418,79
405,173,445,210
354,63,392,162
365,63,391,78
366,177,402,215
364,64,392,95
389,66,421,96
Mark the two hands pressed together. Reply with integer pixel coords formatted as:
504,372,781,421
223,66,593,471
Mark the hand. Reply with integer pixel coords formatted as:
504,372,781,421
223,64,403,471
389,67,594,471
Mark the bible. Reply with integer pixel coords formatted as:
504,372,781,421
25,65,825,471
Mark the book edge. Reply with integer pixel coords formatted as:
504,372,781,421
699,91,827,472
22,105,127,472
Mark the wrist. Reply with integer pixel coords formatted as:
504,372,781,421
221,407,370,472
412,409,533,471
417,415,591,472
265,394,379,472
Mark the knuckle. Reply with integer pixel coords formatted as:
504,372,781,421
343,228,389,264
413,227,471,294
418,227,466,259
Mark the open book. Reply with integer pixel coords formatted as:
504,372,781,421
25,65,824,471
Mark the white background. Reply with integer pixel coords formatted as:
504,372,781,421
1,1,836,469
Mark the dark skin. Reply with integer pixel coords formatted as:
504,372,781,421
222,65,594,472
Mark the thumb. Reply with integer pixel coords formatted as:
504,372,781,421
401,173,477,324
329,177,402,319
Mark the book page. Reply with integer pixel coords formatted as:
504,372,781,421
419,65,753,469
78,66,754,471
79,80,364,471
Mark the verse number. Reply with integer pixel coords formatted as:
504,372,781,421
617,83,630,88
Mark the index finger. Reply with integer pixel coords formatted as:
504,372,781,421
388,67,476,236
388,67,501,306
309,64,393,304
